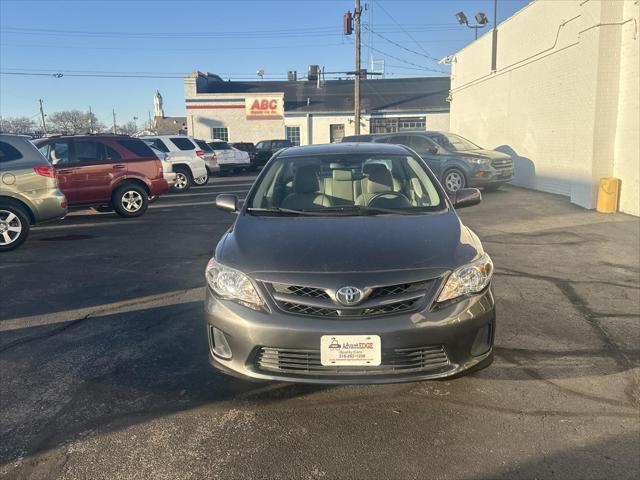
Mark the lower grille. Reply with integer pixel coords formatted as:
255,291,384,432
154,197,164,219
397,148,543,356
255,345,450,376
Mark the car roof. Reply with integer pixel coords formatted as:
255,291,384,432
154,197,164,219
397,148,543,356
277,142,410,157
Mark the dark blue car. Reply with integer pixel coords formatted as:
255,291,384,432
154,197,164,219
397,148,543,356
342,131,514,194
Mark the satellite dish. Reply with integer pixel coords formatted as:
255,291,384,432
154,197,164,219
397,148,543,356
257,68,264,79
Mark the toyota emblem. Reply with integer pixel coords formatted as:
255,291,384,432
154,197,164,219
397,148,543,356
335,286,364,306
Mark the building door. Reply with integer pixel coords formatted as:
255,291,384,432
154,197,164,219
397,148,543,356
329,124,345,143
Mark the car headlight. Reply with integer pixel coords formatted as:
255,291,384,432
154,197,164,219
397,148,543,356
466,157,490,165
437,253,493,303
205,258,264,310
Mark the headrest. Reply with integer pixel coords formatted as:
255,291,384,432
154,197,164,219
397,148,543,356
293,166,320,193
333,169,353,182
363,163,393,193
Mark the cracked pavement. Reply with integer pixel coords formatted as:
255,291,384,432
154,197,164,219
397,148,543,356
1,175,639,479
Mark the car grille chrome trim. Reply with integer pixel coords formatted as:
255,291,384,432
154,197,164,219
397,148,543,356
255,345,450,375
266,280,432,318
490,158,513,169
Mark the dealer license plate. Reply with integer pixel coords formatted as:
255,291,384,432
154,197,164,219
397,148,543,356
320,335,381,366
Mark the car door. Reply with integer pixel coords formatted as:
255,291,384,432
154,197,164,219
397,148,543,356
68,140,123,204
407,136,443,176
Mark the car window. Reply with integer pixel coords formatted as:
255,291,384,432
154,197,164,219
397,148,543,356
105,145,121,161
249,153,443,213
255,141,264,150
46,141,70,165
427,133,480,151
408,136,437,152
209,141,231,150
386,135,411,146
170,137,196,151
148,139,169,153
74,141,104,163
117,139,155,157
0,141,23,162
273,141,290,149
195,140,212,152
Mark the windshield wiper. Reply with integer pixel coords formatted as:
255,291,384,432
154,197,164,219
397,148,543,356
246,207,328,216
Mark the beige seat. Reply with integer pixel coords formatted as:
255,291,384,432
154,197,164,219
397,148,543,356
356,164,395,205
281,166,331,209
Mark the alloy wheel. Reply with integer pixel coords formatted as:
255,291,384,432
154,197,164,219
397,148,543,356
174,172,188,190
445,170,465,192
0,209,22,246
194,174,208,185
121,190,143,212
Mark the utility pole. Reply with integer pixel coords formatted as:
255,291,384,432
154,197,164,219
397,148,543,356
112,109,117,134
39,99,47,134
354,0,362,135
88,106,94,134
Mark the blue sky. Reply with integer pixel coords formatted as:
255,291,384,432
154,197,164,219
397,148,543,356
0,0,529,127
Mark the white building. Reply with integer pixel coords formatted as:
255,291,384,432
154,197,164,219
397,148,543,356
448,0,639,216
183,72,450,146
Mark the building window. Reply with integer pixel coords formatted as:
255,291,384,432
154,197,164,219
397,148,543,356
211,127,229,142
329,124,345,143
369,116,426,134
286,126,301,146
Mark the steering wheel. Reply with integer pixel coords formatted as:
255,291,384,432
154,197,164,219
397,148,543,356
366,191,411,207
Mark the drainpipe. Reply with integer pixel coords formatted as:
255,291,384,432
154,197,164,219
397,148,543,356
307,113,313,145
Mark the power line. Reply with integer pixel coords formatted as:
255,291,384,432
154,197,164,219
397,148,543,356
363,24,441,63
373,0,438,61
0,41,347,52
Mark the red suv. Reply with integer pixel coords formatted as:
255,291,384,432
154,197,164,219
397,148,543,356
33,135,168,218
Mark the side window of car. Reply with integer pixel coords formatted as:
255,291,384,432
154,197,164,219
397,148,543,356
104,145,121,161
47,141,70,165
152,139,169,153
0,141,24,162
261,141,271,151
410,136,436,152
74,141,104,163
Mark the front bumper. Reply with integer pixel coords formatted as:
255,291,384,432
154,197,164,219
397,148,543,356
467,164,514,187
204,287,495,384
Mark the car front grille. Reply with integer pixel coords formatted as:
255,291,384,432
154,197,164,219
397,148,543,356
255,345,450,376
266,280,432,318
491,157,513,170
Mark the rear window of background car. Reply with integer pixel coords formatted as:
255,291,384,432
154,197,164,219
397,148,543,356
0,141,23,162
209,142,231,150
117,139,155,157
195,140,212,152
170,137,196,151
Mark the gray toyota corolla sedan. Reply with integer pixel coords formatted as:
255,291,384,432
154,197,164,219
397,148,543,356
205,142,495,384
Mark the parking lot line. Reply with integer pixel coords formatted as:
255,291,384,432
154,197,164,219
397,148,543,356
0,287,205,332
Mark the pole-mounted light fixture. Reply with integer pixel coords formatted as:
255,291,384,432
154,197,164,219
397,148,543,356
455,11,489,40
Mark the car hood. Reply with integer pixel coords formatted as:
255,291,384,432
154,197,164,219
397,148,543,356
454,149,511,161
217,210,482,275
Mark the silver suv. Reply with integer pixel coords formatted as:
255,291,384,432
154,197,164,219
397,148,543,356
0,135,67,251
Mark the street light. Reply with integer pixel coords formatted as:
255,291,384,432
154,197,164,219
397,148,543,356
455,10,489,40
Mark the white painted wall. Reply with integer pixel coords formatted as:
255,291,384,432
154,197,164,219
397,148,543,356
450,0,639,216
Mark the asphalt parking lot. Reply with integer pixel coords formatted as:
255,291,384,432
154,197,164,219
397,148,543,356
1,174,638,480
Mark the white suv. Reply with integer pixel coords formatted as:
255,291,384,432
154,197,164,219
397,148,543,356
206,140,251,174
139,135,208,192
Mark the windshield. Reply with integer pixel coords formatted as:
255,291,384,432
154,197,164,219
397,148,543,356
247,153,443,215
428,133,481,151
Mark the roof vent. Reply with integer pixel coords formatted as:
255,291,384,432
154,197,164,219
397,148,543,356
288,70,297,81
307,65,320,81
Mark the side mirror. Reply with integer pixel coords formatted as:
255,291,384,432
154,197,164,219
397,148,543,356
427,146,438,155
453,188,481,209
216,194,238,212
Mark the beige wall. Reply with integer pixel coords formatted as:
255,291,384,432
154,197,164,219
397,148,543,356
450,0,639,216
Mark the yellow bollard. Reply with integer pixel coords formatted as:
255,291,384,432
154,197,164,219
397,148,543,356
596,177,621,213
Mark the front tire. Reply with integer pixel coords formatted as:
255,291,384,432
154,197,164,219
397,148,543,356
0,204,30,252
171,167,192,193
443,168,467,194
112,184,148,218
